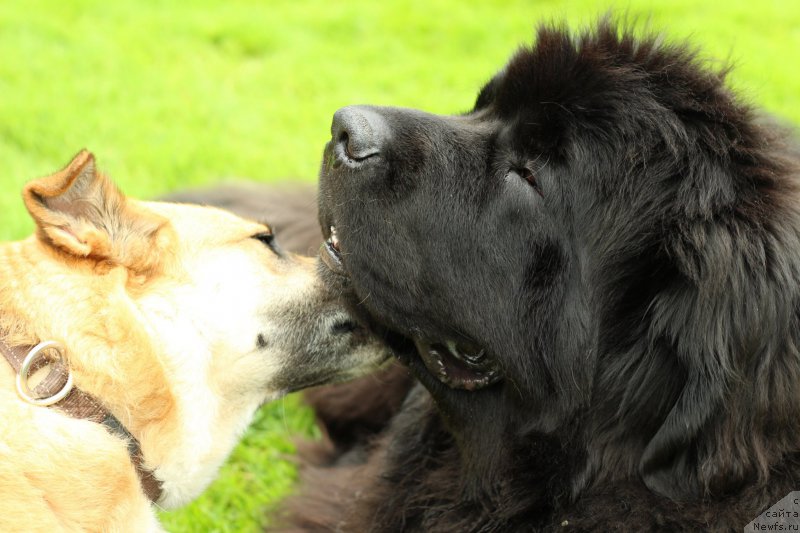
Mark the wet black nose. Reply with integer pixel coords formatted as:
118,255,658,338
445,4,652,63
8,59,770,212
331,106,388,161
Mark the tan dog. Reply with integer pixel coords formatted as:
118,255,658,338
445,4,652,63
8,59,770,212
0,151,388,532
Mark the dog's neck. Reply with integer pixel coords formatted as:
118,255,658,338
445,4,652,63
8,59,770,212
0,241,201,507
0,238,269,509
0,333,163,502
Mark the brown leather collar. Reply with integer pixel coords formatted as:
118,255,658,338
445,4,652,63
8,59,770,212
0,335,163,503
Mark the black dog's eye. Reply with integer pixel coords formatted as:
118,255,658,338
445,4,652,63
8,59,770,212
252,232,279,254
509,168,544,197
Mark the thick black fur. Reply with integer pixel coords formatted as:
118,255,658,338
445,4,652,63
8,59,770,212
291,19,800,531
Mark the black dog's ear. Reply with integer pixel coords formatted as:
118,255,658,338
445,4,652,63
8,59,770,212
639,379,719,501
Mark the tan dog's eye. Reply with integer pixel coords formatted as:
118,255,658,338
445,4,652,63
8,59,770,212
252,232,279,255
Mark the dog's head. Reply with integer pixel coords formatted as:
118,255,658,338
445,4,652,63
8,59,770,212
8,150,388,506
317,21,800,501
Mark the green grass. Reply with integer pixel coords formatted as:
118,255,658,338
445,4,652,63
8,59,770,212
1,1,798,530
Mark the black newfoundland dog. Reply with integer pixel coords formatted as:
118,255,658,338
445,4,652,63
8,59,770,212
170,18,800,532
296,19,800,532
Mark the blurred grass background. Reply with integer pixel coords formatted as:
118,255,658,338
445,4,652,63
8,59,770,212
0,1,798,531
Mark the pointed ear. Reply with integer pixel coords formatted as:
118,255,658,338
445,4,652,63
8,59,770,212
22,150,167,272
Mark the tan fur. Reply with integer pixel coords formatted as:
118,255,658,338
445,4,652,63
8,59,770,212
0,151,387,532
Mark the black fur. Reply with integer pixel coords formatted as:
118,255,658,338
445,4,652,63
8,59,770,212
291,19,800,531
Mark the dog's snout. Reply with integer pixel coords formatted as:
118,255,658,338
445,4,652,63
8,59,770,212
331,106,388,163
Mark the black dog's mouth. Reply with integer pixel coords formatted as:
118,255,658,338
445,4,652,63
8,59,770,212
415,340,501,391
320,225,501,392
321,225,347,276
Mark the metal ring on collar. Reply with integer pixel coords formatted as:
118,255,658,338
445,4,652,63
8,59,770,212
15,340,73,406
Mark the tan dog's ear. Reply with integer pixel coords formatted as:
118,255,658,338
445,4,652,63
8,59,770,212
23,150,166,272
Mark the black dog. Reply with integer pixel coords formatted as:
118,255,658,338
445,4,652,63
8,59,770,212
290,19,800,531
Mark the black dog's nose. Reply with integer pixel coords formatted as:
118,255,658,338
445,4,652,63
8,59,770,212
331,106,388,161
